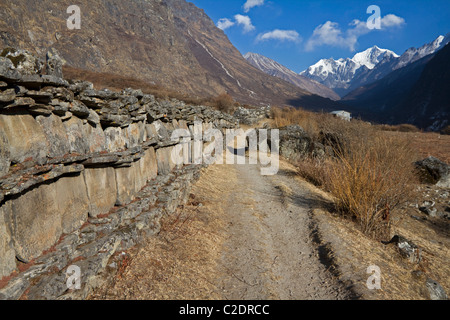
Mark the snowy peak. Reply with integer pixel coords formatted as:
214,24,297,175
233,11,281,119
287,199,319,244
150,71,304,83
301,34,448,97
352,46,399,70
395,33,450,69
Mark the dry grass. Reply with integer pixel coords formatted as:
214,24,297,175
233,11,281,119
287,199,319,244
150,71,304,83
312,206,450,300
376,124,421,133
88,165,235,300
383,131,450,164
271,106,323,137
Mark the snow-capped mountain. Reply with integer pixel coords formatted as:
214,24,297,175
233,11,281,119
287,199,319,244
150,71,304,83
352,46,400,69
393,33,450,70
300,46,399,97
244,52,340,100
301,33,450,97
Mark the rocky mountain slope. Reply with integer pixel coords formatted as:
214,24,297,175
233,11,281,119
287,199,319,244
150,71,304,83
0,0,342,111
244,52,340,101
343,43,450,131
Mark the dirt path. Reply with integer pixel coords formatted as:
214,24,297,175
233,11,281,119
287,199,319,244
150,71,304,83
212,160,351,300
90,160,353,300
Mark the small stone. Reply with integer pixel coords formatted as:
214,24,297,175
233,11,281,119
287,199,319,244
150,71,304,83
0,88,16,103
426,279,448,300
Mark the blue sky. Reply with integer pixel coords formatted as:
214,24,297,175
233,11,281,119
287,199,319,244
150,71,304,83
189,0,450,73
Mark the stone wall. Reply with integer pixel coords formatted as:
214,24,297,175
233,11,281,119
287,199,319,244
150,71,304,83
0,49,237,299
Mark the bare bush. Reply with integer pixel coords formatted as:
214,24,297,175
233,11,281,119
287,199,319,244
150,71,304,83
211,93,236,114
296,119,418,240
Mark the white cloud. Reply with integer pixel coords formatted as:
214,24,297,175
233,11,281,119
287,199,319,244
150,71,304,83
256,29,302,43
381,14,405,28
305,21,352,51
217,18,235,31
234,14,255,33
243,0,265,13
305,14,406,51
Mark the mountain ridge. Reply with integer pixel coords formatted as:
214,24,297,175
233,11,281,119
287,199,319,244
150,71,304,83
244,52,340,101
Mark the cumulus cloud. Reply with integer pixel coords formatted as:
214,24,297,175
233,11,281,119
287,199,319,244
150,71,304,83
234,14,256,33
216,15,255,33
305,21,350,51
243,0,265,13
217,18,235,31
305,14,405,51
381,14,406,27
256,29,302,43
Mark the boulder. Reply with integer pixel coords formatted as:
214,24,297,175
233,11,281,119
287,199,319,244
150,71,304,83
0,57,21,82
383,235,422,263
277,125,313,161
0,48,43,75
415,156,450,187
45,48,63,78
233,106,271,126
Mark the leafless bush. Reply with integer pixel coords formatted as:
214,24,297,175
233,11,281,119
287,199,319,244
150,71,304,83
296,120,418,240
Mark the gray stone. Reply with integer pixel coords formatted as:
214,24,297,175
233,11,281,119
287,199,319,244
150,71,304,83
426,279,448,300
415,156,450,187
69,100,90,118
0,48,42,75
63,116,90,154
383,235,421,263
0,57,21,82
0,203,17,279
45,48,63,78
83,167,118,218
55,174,89,234
36,114,71,158
0,88,16,104
0,113,48,164
0,128,10,177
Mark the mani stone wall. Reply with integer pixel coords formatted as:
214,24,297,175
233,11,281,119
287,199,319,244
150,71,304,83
0,48,237,299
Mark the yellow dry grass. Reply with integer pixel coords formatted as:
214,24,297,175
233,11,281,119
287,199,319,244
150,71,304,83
88,165,238,300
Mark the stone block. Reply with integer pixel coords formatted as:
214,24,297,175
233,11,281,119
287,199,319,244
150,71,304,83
55,174,89,234
83,167,118,218
0,203,16,279
0,114,48,164
36,114,70,158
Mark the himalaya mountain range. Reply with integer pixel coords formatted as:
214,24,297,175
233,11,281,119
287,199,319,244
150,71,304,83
246,33,450,130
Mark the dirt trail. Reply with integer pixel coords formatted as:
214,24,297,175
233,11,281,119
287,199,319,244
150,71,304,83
212,160,351,300
90,159,354,300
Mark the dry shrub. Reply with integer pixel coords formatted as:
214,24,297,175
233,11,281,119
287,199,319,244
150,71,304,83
325,131,417,240
295,157,330,187
376,123,421,133
210,93,235,114
271,106,321,137
296,119,418,240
